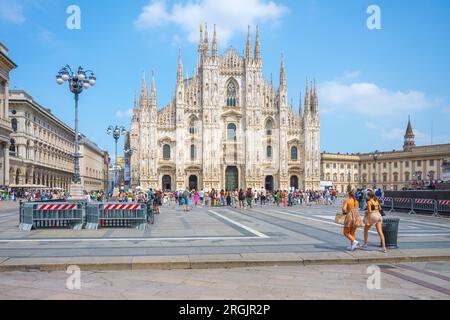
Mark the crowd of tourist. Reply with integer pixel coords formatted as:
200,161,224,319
139,187,347,212
0,189,68,201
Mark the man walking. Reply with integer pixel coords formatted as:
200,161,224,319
260,186,266,205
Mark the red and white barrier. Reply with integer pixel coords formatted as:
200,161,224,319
415,199,434,204
394,198,411,203
103,204,141,211
39,204,77,211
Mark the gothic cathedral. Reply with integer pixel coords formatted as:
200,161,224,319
129,26,321,192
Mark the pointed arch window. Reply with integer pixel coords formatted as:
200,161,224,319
291,146,298,161
226,79,238,107
266,145,272,159
227,123,237,141
266,119,273,136
189,118,196,134
163,144,171,160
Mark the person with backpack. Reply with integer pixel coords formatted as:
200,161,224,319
246,188,253,208
226,190,231,206
182,188,190,212
210,189,216,207
220,189,226,207
153,191,161,214
238,188,245,209
260,186,266,205
199,189,204,206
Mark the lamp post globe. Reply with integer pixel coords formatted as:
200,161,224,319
56,65,96,200
107,125,128,192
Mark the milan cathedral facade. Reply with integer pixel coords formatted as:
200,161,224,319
129,26,321,192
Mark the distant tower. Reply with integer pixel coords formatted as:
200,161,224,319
403,116,416,151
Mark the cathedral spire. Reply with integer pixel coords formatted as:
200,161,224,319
299,92,303,117
403,116,416,151
203,23,210,58
254,25,261,61
312,79,318,114
304,78,310,114
280,54,286,88
177,48,183,85
132,91,139,122
212,24,218,59
140,71,148,108
198,23,203,68
134,91,139,110
150,69,157,108
246,25,252,61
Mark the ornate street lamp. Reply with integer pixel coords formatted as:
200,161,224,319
56,65,96,197
107,125,127,189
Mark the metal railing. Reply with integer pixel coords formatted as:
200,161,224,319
19,201,154,231
19,202,84,231
85,202,150,230
380,197,450,217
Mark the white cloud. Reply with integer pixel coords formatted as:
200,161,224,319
0,0,26,24
335,70,361,81
134,0,288,45
115,109,133,118
381,128,405,141
319,80,435,116
381,127,431,144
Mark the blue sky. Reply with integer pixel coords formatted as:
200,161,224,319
1,0,450,159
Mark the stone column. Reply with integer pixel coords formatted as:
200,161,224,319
4,142,10,186
436,158,441,178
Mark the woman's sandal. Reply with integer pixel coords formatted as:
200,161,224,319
381,247,387,253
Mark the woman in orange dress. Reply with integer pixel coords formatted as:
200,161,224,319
341,191,363,251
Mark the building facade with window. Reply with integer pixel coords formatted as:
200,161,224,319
321,118,450,192
0,43,17,187
130,27,321,191
8,90,107,191
79,136,106,192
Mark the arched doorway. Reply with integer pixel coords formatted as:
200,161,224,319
265,176,274,192
189,175,198,191
162,175,172,191
225,166,238,191
290,175,299,189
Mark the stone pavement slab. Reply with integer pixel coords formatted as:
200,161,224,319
1,203,450,270
1,261,449,300
131,255,190,269
1,248,449,271
298,251,358,265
